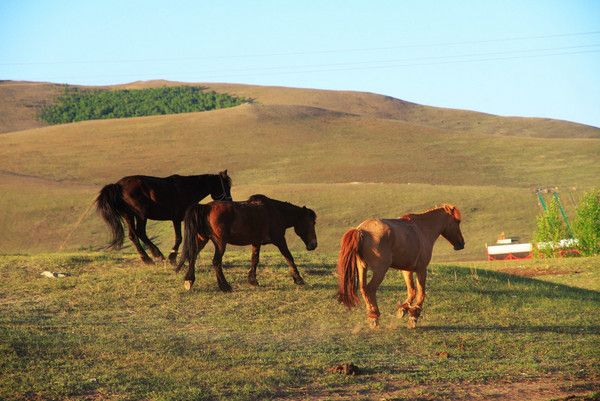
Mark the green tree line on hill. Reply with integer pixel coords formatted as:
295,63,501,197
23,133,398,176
40,86,250,124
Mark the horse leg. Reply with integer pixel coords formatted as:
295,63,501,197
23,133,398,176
248,244,261,286
397,270,416,319
359,266,386,328
123,214,153,264
212,240,232,292
135,217,165,261
168,220,182,265
408,269,427,329
275,239,304,285
183,237,208,290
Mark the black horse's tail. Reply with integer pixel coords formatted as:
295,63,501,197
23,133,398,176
177,204,208,271
95,183,125,249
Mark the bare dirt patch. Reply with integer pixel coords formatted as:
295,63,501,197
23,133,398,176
293,376,599,401
495,265,581,278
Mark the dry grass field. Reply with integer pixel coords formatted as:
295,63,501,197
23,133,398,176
0,253,598,400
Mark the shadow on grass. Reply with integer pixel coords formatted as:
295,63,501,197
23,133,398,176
440,266,600,300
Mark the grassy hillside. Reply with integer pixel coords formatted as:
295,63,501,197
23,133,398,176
1,253,598,400
0,81,63,133
2,80,599,138
0,175,543,260
2,104,598,187
0,103,598,258
0,81,598,259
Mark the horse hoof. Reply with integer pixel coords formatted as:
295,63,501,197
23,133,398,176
407,317,418,329
248,278,259,286
219,283,233,292
183,280,194,291
397,308,408,319
368,318,380,329
141,257,155,265
293,276,305,285
168,255,177,265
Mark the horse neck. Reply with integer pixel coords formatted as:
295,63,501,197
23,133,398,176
410,209,448,244
274,201,303,228
191,174,217,199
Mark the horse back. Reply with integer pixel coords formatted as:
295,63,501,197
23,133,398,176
206,201,271,246
358,218,423,270
116,175,201,220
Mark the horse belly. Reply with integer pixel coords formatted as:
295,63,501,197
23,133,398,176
121,180,179,220
227,212,268,245
390,231,421,270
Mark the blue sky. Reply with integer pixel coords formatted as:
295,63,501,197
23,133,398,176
1,1,599,127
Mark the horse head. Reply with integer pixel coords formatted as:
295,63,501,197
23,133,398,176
294,206,318,251
210,170,233,201
440,204,465,250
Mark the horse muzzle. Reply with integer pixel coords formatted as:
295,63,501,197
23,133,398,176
454,242,465,250
306,241,318,251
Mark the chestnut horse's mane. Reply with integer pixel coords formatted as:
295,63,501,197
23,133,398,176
401,204,461,222
248,194,316,221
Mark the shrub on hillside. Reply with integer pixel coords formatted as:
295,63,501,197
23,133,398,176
40,86,249,124
534,196,569,257
573,189,600,256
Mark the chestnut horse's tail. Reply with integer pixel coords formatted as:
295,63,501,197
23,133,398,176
337,228,364,308
177,204,208,271
96,183,126,249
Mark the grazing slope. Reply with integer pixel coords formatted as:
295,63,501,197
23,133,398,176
0,80,598,260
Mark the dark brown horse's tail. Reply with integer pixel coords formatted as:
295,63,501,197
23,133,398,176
95,183,125,249
337,228,363,308
177,204,208,271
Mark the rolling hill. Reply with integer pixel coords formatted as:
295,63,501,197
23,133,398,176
0,80,598,261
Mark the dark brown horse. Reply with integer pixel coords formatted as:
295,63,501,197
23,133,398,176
337,204,465,328
96,171,232,264
176,194,317,292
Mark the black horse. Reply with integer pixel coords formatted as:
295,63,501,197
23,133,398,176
96,170,232,264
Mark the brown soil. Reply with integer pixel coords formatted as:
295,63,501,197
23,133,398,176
288,376,599,401
496,266,581,277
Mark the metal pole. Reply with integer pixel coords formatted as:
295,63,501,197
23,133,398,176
553,192,574,238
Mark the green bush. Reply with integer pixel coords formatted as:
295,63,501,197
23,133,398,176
534,196,569,257
573,189,600,256
40,86,249,124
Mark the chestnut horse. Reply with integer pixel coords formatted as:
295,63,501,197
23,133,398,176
176,194,317,292
96,171,232,265
337,204,465,328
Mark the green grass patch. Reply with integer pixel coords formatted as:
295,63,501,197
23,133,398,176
40,86,250,124
1,253,598,400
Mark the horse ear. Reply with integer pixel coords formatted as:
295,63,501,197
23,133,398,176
220,169,228,177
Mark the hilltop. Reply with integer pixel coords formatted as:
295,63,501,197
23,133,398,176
2,80,599,137
0,80,598,260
